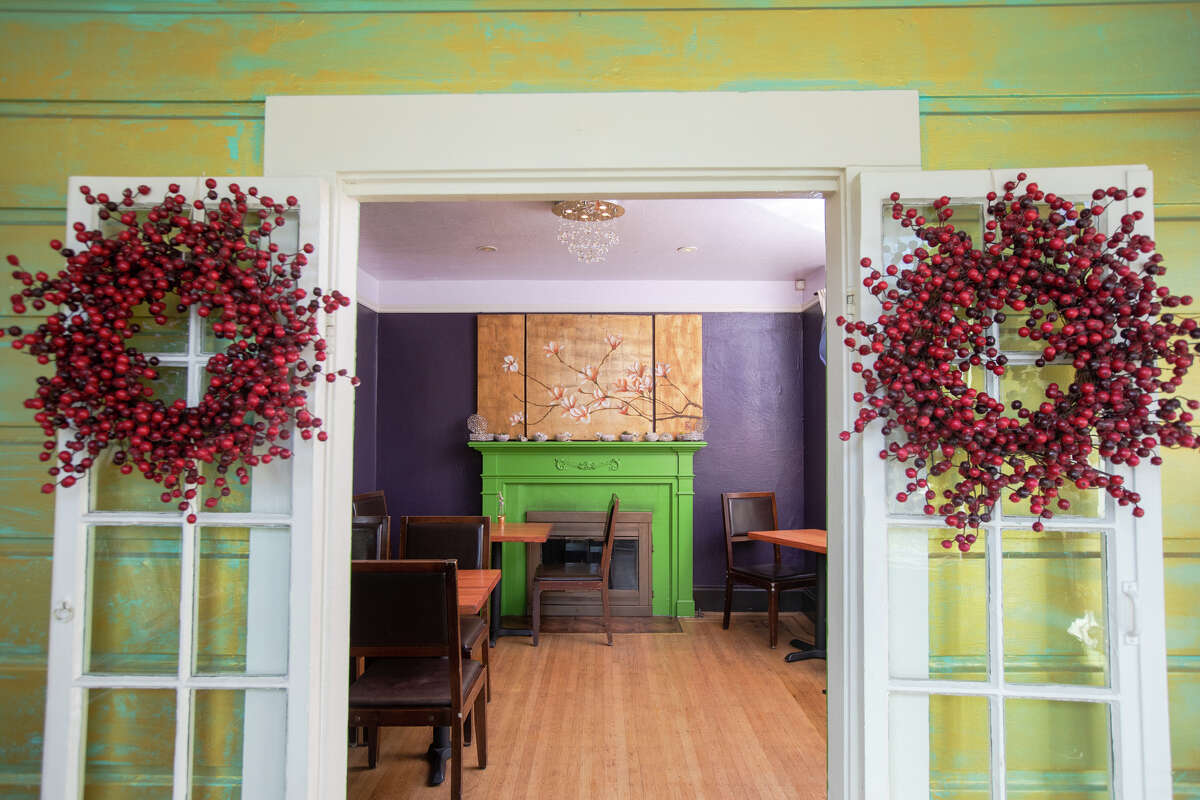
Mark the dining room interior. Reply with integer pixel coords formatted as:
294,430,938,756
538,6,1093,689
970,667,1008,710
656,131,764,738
346,196,832,798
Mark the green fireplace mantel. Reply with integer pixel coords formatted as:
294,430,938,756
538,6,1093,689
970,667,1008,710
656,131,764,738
468,440,707,617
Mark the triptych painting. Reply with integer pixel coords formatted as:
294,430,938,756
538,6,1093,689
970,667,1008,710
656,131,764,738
476,314,703,438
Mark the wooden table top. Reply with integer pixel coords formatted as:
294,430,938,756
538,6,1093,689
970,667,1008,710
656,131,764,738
746,529,827,554
458,568,501,614
492,521,552,543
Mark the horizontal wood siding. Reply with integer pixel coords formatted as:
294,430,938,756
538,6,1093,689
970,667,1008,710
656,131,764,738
0,2,1196,796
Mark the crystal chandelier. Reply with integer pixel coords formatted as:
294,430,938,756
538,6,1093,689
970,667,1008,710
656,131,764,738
552,200,625,263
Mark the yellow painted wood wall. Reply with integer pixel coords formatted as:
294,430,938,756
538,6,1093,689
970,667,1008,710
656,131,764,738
0,2,1196,796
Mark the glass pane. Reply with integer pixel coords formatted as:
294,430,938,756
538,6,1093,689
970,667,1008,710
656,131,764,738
609,539,637,591
91,366,190,512
882,203,984,271
890,693,991,800
1000,364,1103,519
889,527,988,682
126,292,188,355
200,453,292,515
83,688,175,800
1005,698,1112,799
195,527,289,676
192,689,286,800
1003,529,1108,687
87,526,180,674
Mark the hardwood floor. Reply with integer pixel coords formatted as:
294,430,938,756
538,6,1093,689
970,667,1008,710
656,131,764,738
347,613,827,799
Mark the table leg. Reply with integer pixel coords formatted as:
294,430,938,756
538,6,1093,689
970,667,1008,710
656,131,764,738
426,726,451,786
784,553,826,662
490,541,534,646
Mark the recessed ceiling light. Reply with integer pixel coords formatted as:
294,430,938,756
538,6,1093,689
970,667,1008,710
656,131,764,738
476,244,498,253
675,245,699,254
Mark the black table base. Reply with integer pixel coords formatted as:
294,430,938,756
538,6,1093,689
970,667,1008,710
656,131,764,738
426,727,451,786
784,554,826,662
489,540,535,645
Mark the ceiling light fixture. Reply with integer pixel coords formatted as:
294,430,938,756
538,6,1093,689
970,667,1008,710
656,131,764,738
552,200,624,263
675,245,699,254
475,244,498,253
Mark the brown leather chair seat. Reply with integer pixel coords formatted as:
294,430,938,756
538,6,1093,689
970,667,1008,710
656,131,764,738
350,657,484,708
734,563,812,581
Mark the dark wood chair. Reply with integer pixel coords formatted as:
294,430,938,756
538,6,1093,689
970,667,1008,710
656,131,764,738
721,491,816,649
353,490,388,517
399,516,492,707
531,494,619,647
350,515,391,560
349,515,391,747
349,559,487,800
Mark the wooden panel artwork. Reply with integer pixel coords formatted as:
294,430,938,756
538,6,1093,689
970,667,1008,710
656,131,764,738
476,314,703,439
526,314,653,439
654,314,704,437
477,314,526,437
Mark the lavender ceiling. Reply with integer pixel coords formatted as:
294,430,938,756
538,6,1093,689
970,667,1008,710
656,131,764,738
356,198,826,283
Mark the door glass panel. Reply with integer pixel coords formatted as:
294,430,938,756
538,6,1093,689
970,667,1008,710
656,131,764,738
87,526,180,675
889,527,988,682
83,688,175,800
999,364,1103,519
124,291,188,354
89,365,190,512
890,693,991,799
200,454,292,515
1003,529,1108,687
192,689,286,800
195,527,290,676
1004,698,1112,798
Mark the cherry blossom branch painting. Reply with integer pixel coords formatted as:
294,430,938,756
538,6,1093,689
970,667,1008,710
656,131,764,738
475,313,703,438
499,332,702,427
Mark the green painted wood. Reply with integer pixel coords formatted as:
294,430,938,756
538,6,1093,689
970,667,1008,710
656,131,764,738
469,440,705,617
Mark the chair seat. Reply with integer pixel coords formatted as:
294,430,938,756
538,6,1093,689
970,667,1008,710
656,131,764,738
460,615,487,651
349,657,483,708
534,562,602,581
732,563,814,582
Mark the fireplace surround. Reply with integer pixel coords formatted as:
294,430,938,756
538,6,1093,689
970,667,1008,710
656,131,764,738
468,440,706,617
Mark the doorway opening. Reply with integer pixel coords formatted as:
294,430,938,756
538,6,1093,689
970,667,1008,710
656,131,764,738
347,194,831,797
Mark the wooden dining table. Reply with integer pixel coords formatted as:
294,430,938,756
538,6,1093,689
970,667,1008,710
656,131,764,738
488,521,552,645
457,568,501,615
747,528,827,662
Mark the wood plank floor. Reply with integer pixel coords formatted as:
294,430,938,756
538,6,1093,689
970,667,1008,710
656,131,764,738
347,613,827,799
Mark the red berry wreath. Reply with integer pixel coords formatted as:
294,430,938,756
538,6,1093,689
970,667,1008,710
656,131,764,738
4,181,356,522
838,174,1198,551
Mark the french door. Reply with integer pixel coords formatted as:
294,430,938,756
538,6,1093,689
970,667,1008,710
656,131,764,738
855,167,1172,799
40,177,343,799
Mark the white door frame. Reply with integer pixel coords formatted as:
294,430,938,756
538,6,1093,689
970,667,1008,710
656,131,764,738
266,90,923,800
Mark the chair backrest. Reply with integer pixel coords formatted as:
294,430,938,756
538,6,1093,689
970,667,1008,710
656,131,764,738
399,516,490,569
351,515,391,560
721,491,780,568
598,494,620,581
353,490,388,517
350,560,462,662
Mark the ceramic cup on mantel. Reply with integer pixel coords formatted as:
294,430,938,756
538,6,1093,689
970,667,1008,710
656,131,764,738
644,432,660,442
659,433,674,442
495,434,510,442
619,432,636,442
533,432,548,441
555,432,572,442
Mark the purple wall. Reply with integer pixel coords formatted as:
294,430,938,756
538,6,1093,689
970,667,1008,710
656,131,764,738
691,313,813,590
353,305,379,495
354,310,824,603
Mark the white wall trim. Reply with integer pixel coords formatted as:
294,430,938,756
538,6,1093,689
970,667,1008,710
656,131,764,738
365,279,816,313
266,90,922,800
